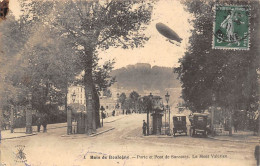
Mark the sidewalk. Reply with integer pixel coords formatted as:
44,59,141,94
1,115,126,140
1,123,68,140
61,115,126,138
208,130,260,143
61,125,115,138
1,130,37,140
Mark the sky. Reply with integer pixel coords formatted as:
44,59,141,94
98,0,193,69
9,0,193,69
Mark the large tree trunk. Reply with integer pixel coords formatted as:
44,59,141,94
84,47,96,135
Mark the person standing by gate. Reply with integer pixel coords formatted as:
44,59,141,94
142,120,147,136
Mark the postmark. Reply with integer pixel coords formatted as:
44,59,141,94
213,5,250,50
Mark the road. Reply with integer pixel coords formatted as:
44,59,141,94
1,114,258,166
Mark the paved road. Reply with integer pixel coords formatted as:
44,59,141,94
1,114,258,166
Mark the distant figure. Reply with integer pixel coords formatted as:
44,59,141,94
254,111,259,136
42,114,48,133
122,109,125,115
142,120,147,136
112,110,115,116
36,117,42,132
233,117,238,133
255,145,259,166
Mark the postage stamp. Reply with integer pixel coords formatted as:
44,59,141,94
213,5,250,50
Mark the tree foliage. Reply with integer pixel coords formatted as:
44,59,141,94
175,0,260,113
51,0,154,134
118,93,127,109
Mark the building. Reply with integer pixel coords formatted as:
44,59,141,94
67,85,86,105
67,85,121,116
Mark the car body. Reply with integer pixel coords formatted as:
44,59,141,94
172,114,187,137
189,113,208,137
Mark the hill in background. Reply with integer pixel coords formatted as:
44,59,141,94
111,63,181,93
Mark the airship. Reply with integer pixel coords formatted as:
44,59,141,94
156,22,182,43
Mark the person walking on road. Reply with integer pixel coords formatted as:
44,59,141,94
142,120,147,136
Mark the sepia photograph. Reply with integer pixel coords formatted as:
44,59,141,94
0,0,259,165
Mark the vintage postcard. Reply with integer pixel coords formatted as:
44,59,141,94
0,0,259,166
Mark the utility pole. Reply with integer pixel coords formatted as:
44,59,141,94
165,106,166,134
168,106,171,135
165,92,170,135
148,93,153,136
26,92,32,134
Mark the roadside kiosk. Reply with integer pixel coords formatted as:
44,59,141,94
151,108,164,135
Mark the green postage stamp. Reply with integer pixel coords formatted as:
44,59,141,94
213,5,250,50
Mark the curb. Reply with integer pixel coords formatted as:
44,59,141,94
207,136,259,143
90,127,115,137
61,127,115,137
104,117,125,123
48,125,67,130
1,133,37,140
141,135,173,138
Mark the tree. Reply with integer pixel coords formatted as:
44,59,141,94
52,0,154,134
175,0,260,135
119,93,127,110
0,0,50,122
129,91,140,112
0,1,82,125
74,60,116,128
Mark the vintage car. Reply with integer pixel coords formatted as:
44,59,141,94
172,114,187,137
189,113,208,137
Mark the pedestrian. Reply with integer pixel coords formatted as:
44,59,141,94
42,114,48,133
233,117,238,133
142,120,147,136
253,111,259,136
36,116,42,132
112,110,115,116
255,145,259,166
